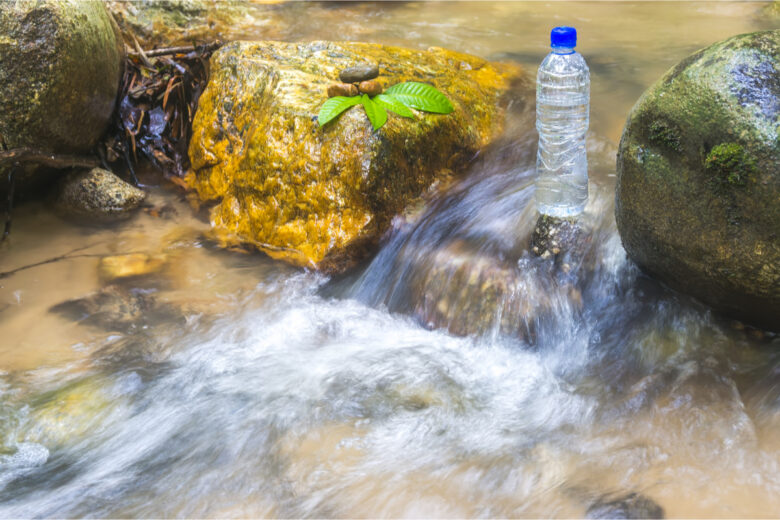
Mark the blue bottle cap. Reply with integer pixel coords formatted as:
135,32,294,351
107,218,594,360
551,26,577,49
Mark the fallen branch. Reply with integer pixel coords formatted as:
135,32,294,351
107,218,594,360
0,244,105,279
128,42,222,59
0,148,100,170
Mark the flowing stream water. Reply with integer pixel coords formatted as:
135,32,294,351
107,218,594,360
1,2,779,517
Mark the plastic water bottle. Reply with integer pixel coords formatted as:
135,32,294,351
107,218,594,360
535,26,590,217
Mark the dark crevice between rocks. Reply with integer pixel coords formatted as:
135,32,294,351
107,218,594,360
100,41,222,187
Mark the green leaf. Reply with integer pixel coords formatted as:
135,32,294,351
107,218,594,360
361,94,387,131
318,95,361,126
384,81,454,114
374,94,415,119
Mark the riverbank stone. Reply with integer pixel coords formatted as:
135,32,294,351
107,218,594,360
615,30,780,330
405,239,584,341
0,1,123,154
55,168,146,220
186,40,527,272
49,285,183,333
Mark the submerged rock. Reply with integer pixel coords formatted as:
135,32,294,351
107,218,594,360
586,492,665,519
55,168,146,219
616,30,780,330
25,377,117,447
187,40,527,272
0,1,123,154
531,214,587,260
407,240,581,341
98,253,168,282
49,285,181,333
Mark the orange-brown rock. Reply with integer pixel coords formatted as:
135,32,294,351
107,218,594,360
357,80,382,96
186,40,528,272
327,82,359,98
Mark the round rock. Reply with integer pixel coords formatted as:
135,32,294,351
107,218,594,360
338,63,379,83
56,168,146,219
615,30,780,330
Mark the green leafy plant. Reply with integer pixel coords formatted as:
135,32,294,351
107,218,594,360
318,81,454,131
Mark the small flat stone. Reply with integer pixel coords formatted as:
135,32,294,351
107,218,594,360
338,63,379,83
327,82,359,98
358,80,382,96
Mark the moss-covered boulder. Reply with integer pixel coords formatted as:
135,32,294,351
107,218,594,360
616,30,780,330
0,0,123,154
186,41,527,271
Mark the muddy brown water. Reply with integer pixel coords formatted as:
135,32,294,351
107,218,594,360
0,2,778,517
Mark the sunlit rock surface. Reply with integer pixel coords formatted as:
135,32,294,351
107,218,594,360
616,30,780,330
186,40,527,272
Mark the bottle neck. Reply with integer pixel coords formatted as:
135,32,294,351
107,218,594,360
551,46,575,55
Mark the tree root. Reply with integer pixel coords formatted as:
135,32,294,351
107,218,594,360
0,148,100,170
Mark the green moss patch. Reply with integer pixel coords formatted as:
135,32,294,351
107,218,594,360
648,120,682,152
704,142,757,188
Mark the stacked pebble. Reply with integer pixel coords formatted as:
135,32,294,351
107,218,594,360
326,63,382,98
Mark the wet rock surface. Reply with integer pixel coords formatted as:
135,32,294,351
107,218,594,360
49,285,181,333
405,240,583,341
531,214,587,260
55,168,146,220
586,492,665,519
186,40,528,272
615,30,780,330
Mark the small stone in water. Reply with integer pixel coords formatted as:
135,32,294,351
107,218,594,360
327,83,358,98
98,253,168,282
339,63,379,83
358,80,382,96
586,492,665,519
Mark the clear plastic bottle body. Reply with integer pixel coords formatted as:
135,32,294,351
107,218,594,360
535,47,590,217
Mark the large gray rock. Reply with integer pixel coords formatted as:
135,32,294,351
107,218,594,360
616,30,780,331
0,0,123,154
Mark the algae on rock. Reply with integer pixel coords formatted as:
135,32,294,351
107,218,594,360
187,40,527,272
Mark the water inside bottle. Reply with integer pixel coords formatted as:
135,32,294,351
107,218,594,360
535,51,590,217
